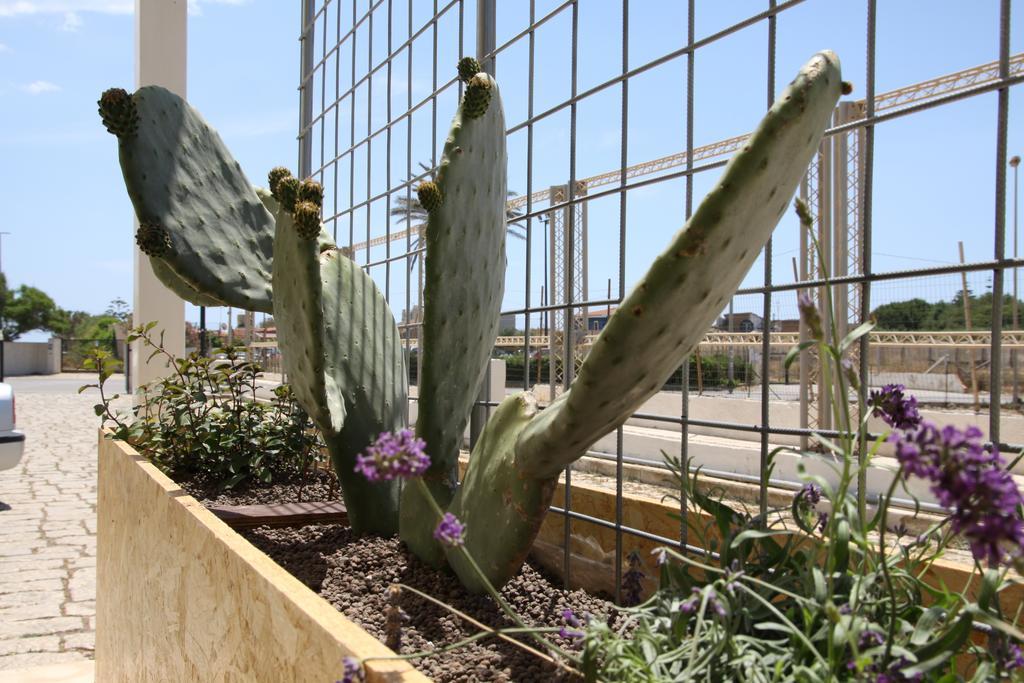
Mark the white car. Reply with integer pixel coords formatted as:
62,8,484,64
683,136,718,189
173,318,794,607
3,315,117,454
0,383,25,471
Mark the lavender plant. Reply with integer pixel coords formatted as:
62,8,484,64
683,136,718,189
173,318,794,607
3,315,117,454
550,203,1024,681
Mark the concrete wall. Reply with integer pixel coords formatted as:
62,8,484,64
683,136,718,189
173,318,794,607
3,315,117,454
3,339,61,376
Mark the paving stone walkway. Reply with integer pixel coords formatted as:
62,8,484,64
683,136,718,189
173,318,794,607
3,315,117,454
0,375,121,671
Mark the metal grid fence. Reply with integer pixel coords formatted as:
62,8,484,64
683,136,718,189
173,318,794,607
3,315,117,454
297,0,1022,601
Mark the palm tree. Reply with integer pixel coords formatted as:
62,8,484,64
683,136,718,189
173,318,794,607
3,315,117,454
390,163,528,322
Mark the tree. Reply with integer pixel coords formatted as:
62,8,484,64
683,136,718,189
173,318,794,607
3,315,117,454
389,162,527,269
104,297,131,324
2,284,66,340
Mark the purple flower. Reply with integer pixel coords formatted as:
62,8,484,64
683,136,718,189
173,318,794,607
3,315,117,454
858,628,884,650
816,511,829,533
990,633,1024,671
679,588,725,618
336,657,364,683
869,384,921,430
873,656,923,683
797,291,823,340
559,609,584,639
354,429,429,482
798,482,822,507
893,420,1024,566
433,512,465,547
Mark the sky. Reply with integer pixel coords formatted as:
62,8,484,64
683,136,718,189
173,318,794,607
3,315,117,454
0,0,1022,341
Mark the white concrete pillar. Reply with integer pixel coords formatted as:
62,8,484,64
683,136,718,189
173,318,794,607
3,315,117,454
132,0,186,390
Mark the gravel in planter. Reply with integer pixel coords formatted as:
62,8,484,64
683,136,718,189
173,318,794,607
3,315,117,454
179,468,338,507
241,524,619,682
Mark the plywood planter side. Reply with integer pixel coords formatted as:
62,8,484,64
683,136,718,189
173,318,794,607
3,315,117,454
95,434,427,683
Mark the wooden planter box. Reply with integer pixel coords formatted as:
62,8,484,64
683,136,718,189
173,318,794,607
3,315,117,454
95,434,427,682
96,434,1012,681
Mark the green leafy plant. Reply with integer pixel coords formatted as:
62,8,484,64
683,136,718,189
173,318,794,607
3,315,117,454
554,202,1024,681
83,322,326,491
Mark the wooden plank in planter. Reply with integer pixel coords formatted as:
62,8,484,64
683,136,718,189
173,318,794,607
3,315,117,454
96,434,427,682
209,501,349,529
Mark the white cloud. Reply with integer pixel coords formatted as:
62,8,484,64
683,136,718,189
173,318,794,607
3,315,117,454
59,9,80,30
0,0,248,18
22,80,59,94
0,2,132,17
0,42,10,52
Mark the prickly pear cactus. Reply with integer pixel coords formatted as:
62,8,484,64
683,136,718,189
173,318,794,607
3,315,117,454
400,69,508,564
450,51,843,590
148,257,227,308
101,85,275,313
271,169,407,535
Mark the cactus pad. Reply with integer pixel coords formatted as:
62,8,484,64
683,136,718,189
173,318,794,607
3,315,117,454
400,72,507,563
445,393,555,592
293,201,322,240
297,179,324,208
98,88,138,138
272,204,407,535
457,56,481,83
515,51,844,480
462,74,492,120
110,85,275,313
267,167,292,197
149,257,227,308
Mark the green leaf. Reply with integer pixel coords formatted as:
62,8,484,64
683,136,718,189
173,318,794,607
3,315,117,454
912,614,972,664
910,606,946,645
839,320,875,352
784,341,817,371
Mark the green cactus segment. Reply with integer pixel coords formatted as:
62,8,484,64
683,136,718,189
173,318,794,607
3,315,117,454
411,73,507,481
272,205,407,534
98,88,138,138
516,51,844,480
462,74,492,119
457,56,481,83
148,257,227,308
114,85,274,313
445,393,556,592
401,72,507,563
271,208,337,432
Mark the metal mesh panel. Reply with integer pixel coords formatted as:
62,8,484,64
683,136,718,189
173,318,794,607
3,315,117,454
298,0,1023,599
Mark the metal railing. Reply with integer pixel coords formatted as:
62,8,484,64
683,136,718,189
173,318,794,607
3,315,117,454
298,0,1021,602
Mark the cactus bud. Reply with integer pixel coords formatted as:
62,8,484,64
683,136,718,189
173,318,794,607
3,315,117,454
297,178,324,209
457,56,481,83
277,176,300,212
136,222,172,257
417,181,443,212
98,87,139,138
841,81,854,95
462,74,492,120
293,201,321,240
268,166,293,197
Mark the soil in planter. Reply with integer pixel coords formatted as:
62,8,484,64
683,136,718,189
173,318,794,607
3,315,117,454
178,468,338,507
241,524,620,682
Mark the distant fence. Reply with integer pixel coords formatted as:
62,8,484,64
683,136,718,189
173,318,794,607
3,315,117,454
61,338,125,373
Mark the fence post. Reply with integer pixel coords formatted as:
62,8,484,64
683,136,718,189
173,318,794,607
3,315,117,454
476,0,496,75
298,0,315,178
470,359,505,450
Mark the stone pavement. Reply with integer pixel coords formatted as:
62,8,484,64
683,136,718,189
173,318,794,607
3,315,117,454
0,374,123,671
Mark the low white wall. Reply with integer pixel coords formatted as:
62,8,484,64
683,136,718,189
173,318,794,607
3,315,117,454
3,339,61,376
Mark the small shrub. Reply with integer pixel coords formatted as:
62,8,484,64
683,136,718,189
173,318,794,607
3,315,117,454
83,322,326,490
